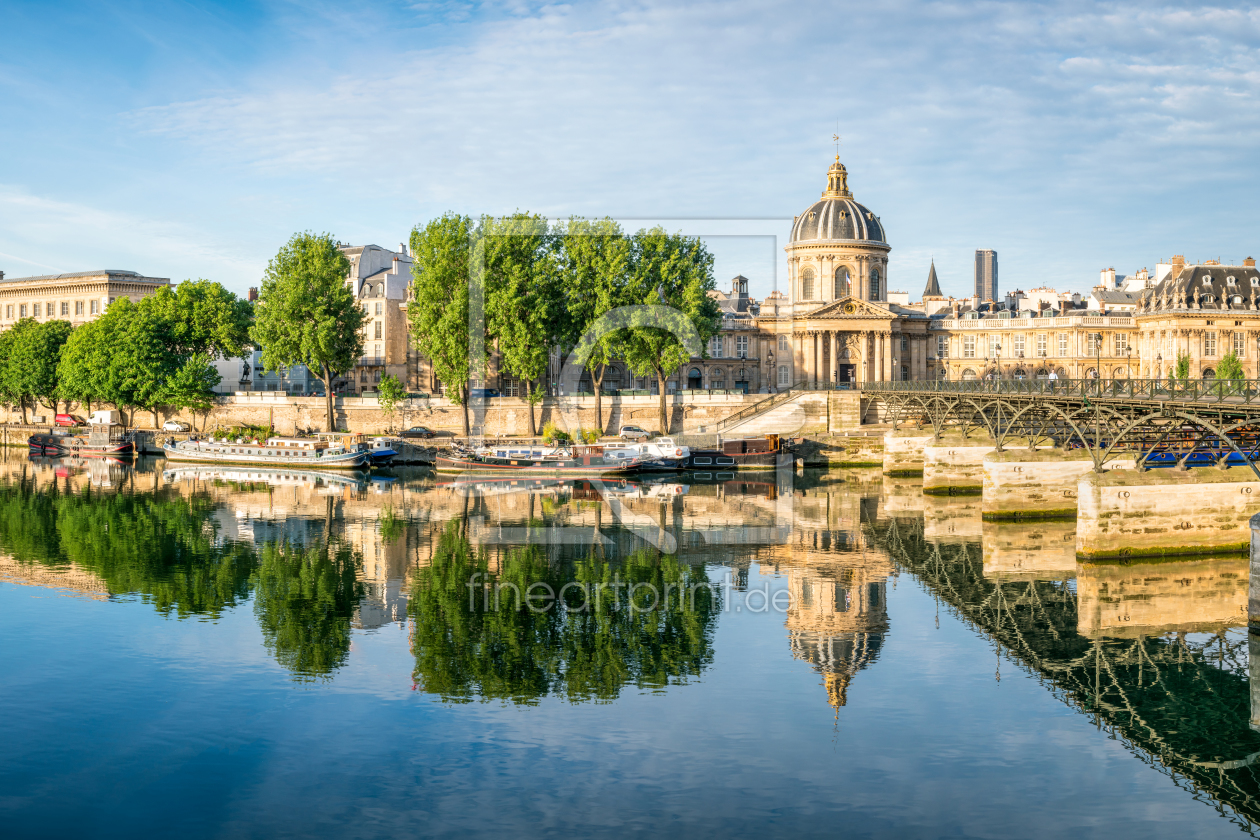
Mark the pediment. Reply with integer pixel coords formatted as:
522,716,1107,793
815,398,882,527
796,296,892,319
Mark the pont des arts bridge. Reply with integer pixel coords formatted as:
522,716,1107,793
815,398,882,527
858,378,1260,560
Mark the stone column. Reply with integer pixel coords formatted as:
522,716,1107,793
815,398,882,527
829,331,838,386
806,331,816,388
883,331,894,381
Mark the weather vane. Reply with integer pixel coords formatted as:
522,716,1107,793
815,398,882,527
833,123,841,157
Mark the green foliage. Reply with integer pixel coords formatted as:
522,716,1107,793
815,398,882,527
619,227,722,433
483,213,560,434
376,373,406,416
251,231,365,431
138,279,253,360
409,214,474,434
212,423,273,440
541,420,570,445
160,353,221,420
252,540,363,681
6,318,73,415
1174,351,1192,380
1217,351,1245,381
408,524,719,704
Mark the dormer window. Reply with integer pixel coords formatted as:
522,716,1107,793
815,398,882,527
1227,276,1237,286
1203,278,1212,286
1203,295,1215,303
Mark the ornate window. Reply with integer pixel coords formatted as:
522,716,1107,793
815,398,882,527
961,368,978,381
1234,331,1246,357
963,336,976,358
834,267,850,298
778,334,790,353
869,268,880,300
801,267,815,300
1205,331,1217,357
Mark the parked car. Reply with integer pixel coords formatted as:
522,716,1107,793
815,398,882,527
469,388,500,398
619,425,651,441
400,425,437,439
54,414,86,427
163,420,191,432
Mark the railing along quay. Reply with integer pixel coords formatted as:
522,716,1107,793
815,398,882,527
863,377,1260,407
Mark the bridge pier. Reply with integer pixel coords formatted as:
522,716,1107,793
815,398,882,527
1078,468,1260,561
882,427,933,476
1077,556,1248,638
982,449,1135,521
981,519,1077,579
923,433,997,496
923,493,982,541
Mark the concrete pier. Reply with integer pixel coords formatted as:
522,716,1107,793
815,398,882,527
882,428,933,476
981,450,1135,521
1077,467,1260,560
1077,556,1247,637
1249,512,1260,629
923,433,997,496
981,519,1077,579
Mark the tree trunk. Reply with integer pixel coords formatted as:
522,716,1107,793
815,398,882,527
20,398,28,425
460,385,470,438
152,408,159,429
321,363,336,432
525,380,536,437
655,366,669,434
591,363,606,434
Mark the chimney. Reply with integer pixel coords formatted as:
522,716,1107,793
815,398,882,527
248,287,259,302
1246,257,1256,267
1171,254,1186,275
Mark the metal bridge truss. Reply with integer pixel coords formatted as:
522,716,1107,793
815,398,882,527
872,514,1260,833
865,379,1260,478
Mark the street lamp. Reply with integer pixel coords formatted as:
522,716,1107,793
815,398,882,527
766,349,775,392
1093,332,1103,383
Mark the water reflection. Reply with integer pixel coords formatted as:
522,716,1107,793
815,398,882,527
7,454,1260,829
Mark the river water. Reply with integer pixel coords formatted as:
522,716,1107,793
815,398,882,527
2,456,1258,838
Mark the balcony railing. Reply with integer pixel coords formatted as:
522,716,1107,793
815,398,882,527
357,356,386,367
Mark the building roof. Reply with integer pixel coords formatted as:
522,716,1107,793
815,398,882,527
789,158,885,245
0,270,169,286
1140,263,1260,314
1093,290,1140,305
923,261,942,297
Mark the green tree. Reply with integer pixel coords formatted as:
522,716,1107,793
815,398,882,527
1217,351,1244,382
161,353,221,430
376,373,406,428
484,212,559,436
251,232,366,432
6,319,74,419
619,227,722,433
57,319,108,415
140,279,253,360
409,214,475,437
1174,350,1192,381
3,319,42,422
560,217,632,434
252,539,363,681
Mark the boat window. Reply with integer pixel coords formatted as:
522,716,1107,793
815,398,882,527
694,457,712,465
496,451,506,457
717,457,735,465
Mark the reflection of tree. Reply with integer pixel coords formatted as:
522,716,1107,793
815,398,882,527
0,481,256,618
409,523,719,704
252,541,364,681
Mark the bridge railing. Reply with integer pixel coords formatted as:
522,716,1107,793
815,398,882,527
862,377,1260,405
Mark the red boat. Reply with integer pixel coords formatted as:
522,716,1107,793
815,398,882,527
29,424,135,457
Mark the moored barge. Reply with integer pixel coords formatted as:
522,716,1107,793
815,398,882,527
435,443,645,475
29,424,135,457
684,434,791,470
162,435,370,468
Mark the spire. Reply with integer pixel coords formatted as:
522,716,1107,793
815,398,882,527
923,260,942,298
823,156,852,198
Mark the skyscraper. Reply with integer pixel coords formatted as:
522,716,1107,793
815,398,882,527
975,250,998,301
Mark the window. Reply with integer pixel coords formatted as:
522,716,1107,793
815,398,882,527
1013,334,1025,355
963,335,975,358
709,368,725,388
32,303,40,317
777,365,790,386
46,301,53,316
61,302,69,316
4,305,10,319
374,343,382,356
834,267,849,298
373,370,382,383
1037,334,1047,356
801,267,815,300
1058,333,1068,356
937,336,948,358
1234,331,1246,357
1205,331,1217,357
869,268,880,300
375,302,383,315
1087,333,1099,355
778,335,790,353
90,300,99,315
75,301,83,316
18,304,26,317
1113,333,1127,355
900,337,908,352
374,321,382,339
736,335,748,357
710,335,723,357
988,335,1000,357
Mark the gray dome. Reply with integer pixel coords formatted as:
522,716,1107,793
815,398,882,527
791,198,885,244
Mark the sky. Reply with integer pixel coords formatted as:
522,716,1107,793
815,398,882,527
1,0,1258,302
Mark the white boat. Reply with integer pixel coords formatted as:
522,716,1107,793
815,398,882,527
161,435,370,468
162,465,368,490
603,437,690,470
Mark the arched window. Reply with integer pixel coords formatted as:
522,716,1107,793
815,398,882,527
709,368,726,389
1012,368,1027,380
834,267,850,298
687,367,703,389
961,368,978,381
1202,368,1216,380
778,334,790,353
777,365,790,387
869,268,880,300
801,267,815,300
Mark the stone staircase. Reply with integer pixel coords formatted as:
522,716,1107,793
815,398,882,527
711,387,811,436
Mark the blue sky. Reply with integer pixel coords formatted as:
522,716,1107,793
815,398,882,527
1,0,1258,301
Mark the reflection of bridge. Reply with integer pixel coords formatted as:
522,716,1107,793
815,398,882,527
869,512,1260,833
866,379,1260,475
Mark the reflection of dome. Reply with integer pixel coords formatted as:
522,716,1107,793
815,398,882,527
789,157,886,245
789,629,884,708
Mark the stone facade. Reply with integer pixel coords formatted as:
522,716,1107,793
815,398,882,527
0,269,169,328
